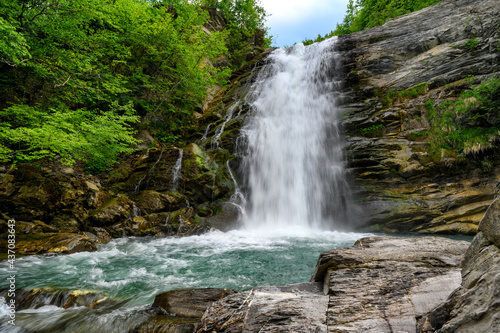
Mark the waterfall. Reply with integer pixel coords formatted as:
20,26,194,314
171,149,183,191
240,38,351,230
132,202,141,218
211,102,239,149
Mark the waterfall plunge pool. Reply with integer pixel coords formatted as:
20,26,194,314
0,228,372,332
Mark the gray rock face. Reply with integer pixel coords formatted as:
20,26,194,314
332,0,500,234
422,198,500,332
341,0,500,91
152,288,237,318
205,202,242,232
312,237,468,333
197,237,468,333
196,282,329,333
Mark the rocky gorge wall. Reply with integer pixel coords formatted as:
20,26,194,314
1,0,499,251
338,0,500,234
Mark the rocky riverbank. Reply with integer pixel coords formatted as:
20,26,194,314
190,198,499,332
195,236,469,332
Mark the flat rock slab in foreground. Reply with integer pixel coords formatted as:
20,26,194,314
312,236,469,333
196,282,328,332
197,236,468,333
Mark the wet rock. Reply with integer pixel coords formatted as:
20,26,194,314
197,283,328,333
205,202,241,232
14,232,98,254
91,194,134,226
310,236,468,332
93,227,112,243
153,288,237,318
160,208,210,236
478,198,500,247
0,173,15,196
129,315,198,333
1,288,112,310
133,190,186,215
421,198,500,332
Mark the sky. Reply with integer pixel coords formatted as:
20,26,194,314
260,0,350,47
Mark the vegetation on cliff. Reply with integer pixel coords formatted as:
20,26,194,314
425,76,500,162
303,0,442,45
0,0,269,173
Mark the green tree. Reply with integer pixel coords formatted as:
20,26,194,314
0,17,31,66
201,0,270,66
0,0,233,171
303,0,442,45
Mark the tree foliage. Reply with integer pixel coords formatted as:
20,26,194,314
202,0,271,66
0,0,268,172
303,0,441,45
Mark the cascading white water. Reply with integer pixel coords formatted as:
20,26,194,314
240,38,351,230
171,149,183,191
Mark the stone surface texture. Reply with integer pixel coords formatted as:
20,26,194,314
421,198,500,332
196,282,329,333
196,237,468,333
337,0,500,234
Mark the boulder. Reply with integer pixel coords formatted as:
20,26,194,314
311,236,468,332
134,190,186,215
478,197,500,247
197,236,469,332
14,232,98,254
129,315,199,333
152,288,237,318
205,202,241,232
196,283,328,333
421,198,500,332
90,195,134,226
135,130,157,151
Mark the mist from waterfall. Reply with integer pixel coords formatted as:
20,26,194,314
238,38,351,230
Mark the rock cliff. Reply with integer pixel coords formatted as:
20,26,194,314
338,0,500,234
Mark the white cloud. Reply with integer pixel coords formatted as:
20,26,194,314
259,0,349,46
261,0,348,25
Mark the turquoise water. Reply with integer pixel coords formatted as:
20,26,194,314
0,228,370,332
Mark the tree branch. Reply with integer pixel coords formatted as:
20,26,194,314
54,75,72,88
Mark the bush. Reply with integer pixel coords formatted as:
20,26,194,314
424,76,500,158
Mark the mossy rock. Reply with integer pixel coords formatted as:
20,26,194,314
90,195,133,226
132,190,187,215
12,232,98,255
